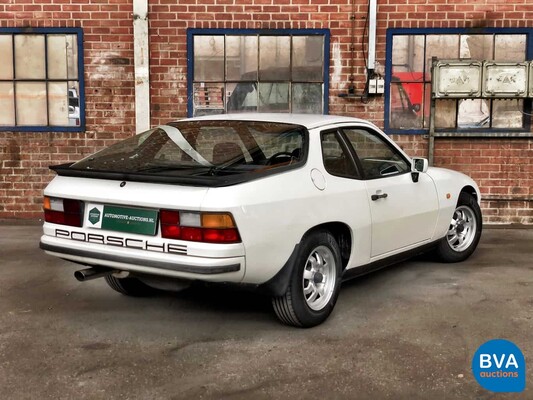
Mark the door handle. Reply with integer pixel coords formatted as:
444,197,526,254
371,192,388,201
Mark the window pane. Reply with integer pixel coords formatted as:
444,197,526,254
343,128,409,179
460,34,493,60
193,36,224,81
392,35,425,74
66,34,78,79
0,83,15,125
258,82,289,112
495,35,526,62
193,82,225,116
68,82,81,126
292,83,322,113
0,35,13,79
457,99,490,128
15,82,47,125
227,82,257,113
15,35,46,79
292,36,323,81
259,36,290,80
47,35,68,79
48,82,69,126
226,36,258,81
321,131,358,178
426,35,459,72
422,83,431,128
492,99,523,128
435,99,457,129
389,82,423,129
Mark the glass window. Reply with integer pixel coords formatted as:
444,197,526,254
321,131,358,178
0,29,84,131
71,120,306,175
342,128,409,179
387,30,530,134
189,29,329,117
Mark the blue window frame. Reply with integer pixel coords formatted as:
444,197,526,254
187,28,330,117
385,28,533,136
0,27,85,132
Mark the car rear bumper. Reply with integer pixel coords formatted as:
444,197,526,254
40,234,245,282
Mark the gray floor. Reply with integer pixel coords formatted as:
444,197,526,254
1,225,531,399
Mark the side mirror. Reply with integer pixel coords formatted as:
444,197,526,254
411,157,429,173
411,157,428,183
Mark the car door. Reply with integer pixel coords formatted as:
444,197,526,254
341,127,439,258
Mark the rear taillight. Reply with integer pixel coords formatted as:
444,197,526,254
160,210,241,244
43,196,83,227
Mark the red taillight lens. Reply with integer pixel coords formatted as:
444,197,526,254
202,228,240,244
160,209,180,225
161,224,181,239
160,210,241,243
43,196,83,227
181,227,203,242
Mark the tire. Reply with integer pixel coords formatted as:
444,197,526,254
104,274,158,297
272,230,342,328
435,192,482,263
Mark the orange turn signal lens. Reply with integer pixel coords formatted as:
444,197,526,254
201,213,236,229
43,196,51,210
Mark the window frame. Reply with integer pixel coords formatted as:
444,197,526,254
0,27,85,132
384,27,533,136
186,28,330,117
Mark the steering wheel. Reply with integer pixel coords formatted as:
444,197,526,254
267,151,293,166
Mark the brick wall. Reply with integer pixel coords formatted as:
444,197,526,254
0,0,532,224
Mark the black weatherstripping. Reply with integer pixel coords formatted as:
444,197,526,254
49,162,305,187
39,241,241,275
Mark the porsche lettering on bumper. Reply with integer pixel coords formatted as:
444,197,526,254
54,228,187,255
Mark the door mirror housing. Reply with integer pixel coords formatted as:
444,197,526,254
411,157,429,173
411,157,428,183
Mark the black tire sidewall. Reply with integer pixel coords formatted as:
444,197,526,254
288,230,342,327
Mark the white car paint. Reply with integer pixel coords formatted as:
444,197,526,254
41,113,480,288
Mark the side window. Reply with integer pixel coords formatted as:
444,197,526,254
342,128,409,179
321,131,358,178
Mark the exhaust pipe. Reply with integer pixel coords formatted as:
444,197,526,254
74,267,117,282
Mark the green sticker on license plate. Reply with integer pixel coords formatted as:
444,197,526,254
101,205,158,236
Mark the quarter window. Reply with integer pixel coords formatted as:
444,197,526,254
321,131,358,178
188,29,329,117
0,28,84,131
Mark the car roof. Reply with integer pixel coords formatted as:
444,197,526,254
182,113,372,130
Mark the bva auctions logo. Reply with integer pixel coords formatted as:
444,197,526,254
88,207,101,225
472,339,526,392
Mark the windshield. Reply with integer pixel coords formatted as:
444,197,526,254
71,120,307,178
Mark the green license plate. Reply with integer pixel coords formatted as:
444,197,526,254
101,205,158,236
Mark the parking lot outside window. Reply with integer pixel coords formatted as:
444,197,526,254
187,29,330,117
0,28,84,132
385,28,533,135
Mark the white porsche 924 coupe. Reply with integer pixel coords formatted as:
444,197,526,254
40,114,482,327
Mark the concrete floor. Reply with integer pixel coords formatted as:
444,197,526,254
0,225,531,399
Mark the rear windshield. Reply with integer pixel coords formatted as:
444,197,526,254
70,120,307,178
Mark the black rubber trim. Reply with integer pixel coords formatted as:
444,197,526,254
40,241,241,275
341,240,439,281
